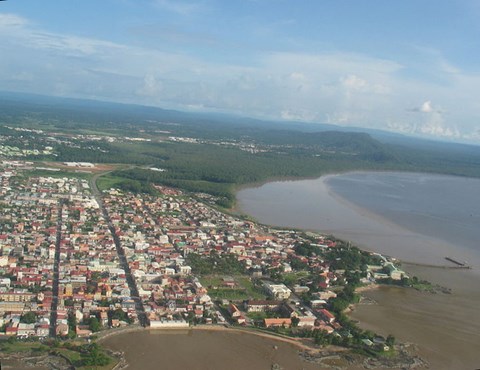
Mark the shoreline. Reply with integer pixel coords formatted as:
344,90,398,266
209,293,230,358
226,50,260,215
235,171,480,270
100,323,428,370
97,324,320,353
234,170,480,369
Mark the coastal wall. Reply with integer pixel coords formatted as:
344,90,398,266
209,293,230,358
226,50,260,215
149,320,190,329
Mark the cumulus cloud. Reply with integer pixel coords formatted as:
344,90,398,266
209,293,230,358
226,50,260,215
409,100,442,114
420,100,433,113
136,74,163,97
2,11,480,142
419,113,460,138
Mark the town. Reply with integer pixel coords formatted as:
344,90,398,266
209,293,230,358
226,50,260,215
0,160,407,353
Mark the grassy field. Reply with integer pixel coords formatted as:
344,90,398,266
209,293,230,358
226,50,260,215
0,340,49,353
96,174,128,191
200,275,266,301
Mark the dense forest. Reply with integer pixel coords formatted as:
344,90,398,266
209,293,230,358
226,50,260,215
2,92,480,206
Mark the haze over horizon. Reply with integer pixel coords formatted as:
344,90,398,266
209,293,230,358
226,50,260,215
1,1,479,143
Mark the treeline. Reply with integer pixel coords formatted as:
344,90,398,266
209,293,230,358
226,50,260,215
116,179,157,195
109,138,397,206
54,142,153,164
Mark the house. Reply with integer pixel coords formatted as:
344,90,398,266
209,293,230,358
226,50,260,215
313,290,337,300
18,323,35,337
35,323,50,337
56,323,69,337
362,338,374,347
319,309,335,323
315,323,334,334
384,263,407,280
264,318,291,328
297,316,316,327
75,325,92,338
310,299,327,308
227,303,241,318
292,285,309,294
245,300,280,313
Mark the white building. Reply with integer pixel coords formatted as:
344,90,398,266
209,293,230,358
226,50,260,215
263,282,291,300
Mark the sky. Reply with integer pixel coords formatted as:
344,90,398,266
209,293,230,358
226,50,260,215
1,0,480,143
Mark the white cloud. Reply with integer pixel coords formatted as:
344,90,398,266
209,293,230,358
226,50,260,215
137,74,163,97
419,112,460,138
280,109,317,122
342,75,368,90
420,100,433,113
387,121,416,134
2,12,480,143
0,13,28,28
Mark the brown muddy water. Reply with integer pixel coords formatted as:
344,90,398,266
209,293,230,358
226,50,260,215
237,172,480,369
103,329,325,370
350,265,480,370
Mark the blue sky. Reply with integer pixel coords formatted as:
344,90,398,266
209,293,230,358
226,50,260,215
1,0,480,142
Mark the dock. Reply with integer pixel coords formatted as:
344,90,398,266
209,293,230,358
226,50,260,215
445,256,469,267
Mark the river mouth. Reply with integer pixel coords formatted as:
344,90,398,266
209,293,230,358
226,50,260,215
236,171,480,369
236,171,480,269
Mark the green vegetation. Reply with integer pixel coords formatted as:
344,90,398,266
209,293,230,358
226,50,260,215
377,275,451,294
187,252,246,275
199,275,265,300
322,241,383,271
53,342,114,369
0,339,115,369
96,175,128,191
4,93,480,208
115,179,157,195
20,311,37,324
88,316,101,332
0,340,49,354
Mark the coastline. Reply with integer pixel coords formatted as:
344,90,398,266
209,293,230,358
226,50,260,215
100,324,429,370
235,171,480,370
97,324,318,352
236,171,480,268
322,174,480,269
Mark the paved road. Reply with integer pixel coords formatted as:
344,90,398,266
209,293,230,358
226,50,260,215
89,170,149,327
49,199,65,337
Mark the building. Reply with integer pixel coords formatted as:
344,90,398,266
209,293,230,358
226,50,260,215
264,318,291,328
244,300,280,313
263,282,291,300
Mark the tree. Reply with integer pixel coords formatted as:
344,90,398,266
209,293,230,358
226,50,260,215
88,316,101,332
20,311,37,324
82,343,111,367
314,330,331,346
291,316,300,328
386,334,396,347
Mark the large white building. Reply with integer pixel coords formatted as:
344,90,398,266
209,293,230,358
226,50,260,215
263,282,291,300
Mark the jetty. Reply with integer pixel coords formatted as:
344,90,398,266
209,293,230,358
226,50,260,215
445,257,469,267
403,259,471,270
